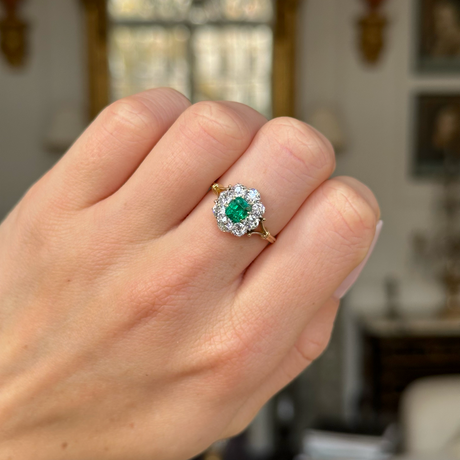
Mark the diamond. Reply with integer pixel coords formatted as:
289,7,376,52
225,197,252,223
232,222,247,237
252,202,265,218
220,191,233,205
213,203,225,217
217,216,233,232
245,215,260,231
216,212,227,224
233,184,246,196
245,188,260,204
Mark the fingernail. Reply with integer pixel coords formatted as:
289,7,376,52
333,220,383,300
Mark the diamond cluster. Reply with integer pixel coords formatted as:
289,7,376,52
213,184,265,237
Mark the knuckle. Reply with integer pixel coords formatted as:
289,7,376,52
196,327,251,375
191,325,261,393
320,179,377,260
219,310,268,365
121,257,201,326
262,117,336,179
182,101,251,154
197,312,274,392
279,333,332,383
125,278,185,324
102,97,158,142
147,86,190,108
294,335,330,366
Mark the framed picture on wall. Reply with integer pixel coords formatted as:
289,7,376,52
417,0,460,72
413,94,460,176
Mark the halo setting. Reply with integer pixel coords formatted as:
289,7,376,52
213,184,266,237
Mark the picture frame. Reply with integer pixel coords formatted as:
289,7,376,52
417,0,460,73
413,93,460,177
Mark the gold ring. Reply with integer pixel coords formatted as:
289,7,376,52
211,183,276,244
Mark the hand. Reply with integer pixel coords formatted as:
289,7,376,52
0,88,380,460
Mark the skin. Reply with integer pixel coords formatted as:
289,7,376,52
0,88,380,460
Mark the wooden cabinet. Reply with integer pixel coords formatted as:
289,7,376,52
361,318,460,421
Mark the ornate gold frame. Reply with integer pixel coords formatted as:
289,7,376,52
273,0,299,119
81,0,299,120
81,0,110,120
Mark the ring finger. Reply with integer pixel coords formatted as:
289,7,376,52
173,117,336,282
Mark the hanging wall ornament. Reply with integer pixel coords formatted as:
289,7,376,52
357,0,388,64
0,0,28,67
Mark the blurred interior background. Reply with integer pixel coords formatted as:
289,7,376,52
1,0,460,459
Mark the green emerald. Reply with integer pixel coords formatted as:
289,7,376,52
225,197,252,223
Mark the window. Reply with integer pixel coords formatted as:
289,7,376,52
107,0,274,117
81,0,298,120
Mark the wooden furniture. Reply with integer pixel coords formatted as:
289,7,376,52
360,317,460,422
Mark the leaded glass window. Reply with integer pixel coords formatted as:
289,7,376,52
107,0,274,117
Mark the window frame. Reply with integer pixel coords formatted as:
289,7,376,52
80,0,299,120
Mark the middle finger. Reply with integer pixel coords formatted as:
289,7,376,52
110,101,267,238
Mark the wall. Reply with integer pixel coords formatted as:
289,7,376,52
297,0,460,422
299,0,460,316
0,0,85,219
